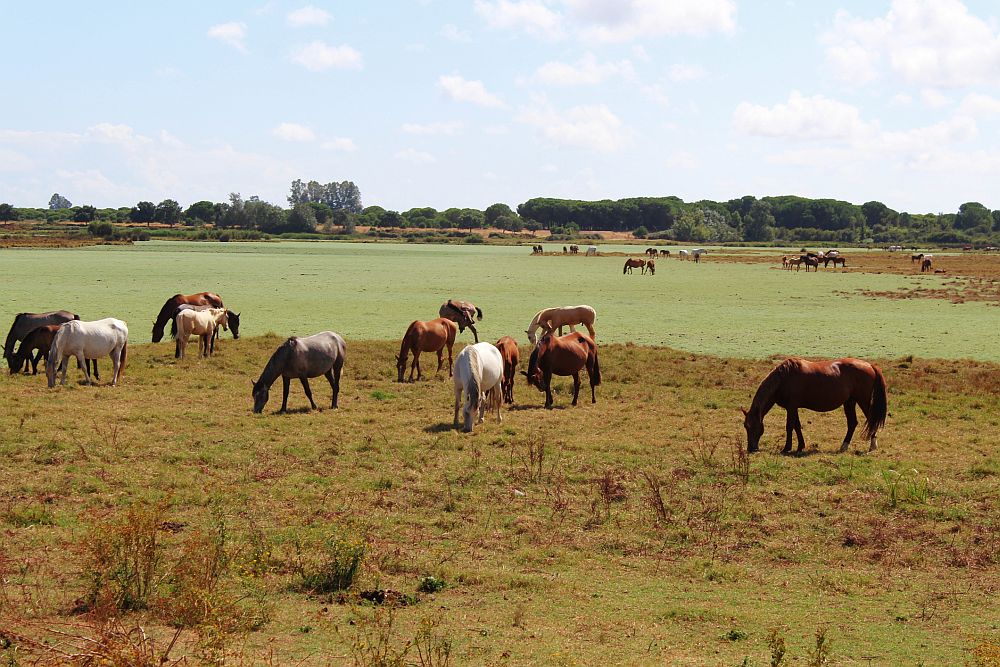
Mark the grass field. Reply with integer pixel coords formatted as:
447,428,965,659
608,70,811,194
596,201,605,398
2,240,1000,360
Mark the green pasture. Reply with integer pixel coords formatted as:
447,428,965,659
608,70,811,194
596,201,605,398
1,240,995,360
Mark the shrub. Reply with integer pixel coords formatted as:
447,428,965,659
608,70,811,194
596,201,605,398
84,502,164,611
633,225,649,238
298,533,365,593
417,576,445,594
87,221,114,238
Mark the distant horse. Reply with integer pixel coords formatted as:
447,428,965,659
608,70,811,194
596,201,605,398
921,258,933,272
781,256,788,268
586,245,598,256
175,308,229,359
692,248,707,263
678,249,690,260
623,258,645,274
440,299,483,343
526,305,597,344
742,357,887,454
452,342,504,433
569,244,580,254
252,331,346,413
495,335,520,404
5,310,78,371
823,256,846,269
396,317,457,382
47,318,128,388
522,333,600,409
152,292,223,343
910,253,924,263
659,249,671,257
563,246,568,254
645,247,658,258
800,255,819,272
643,259,656,275
786,257,802,271
9,324,61,375
170,305,240,357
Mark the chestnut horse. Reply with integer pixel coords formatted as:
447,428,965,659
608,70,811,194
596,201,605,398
643,259,655,275
522,333,601,408
623,258,645,274
152,292,224,343
396,318,458,382
495,335,520,404
742,357,887,454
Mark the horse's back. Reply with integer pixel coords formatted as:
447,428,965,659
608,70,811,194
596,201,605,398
288,331,346,376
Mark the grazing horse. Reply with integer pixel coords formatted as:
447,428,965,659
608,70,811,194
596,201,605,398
921,257,933,272
152,292,224,343
678,249,690,260
799,255,819,272
823,256,846,269
910,253,924,264
5,310,78,371
170,305,241,357
586,245,598,256
569,244,580,254
439,300,483,343
396,317,458,382
47,318,128,388
175,308,229,359
525,305,597,344
786,256,802,271
643,259,656,275
252,332,346,413
495,336,520,404
522,333,600,409
742,357,887,454
659,249,671,257
452,342,504,433
692,248,707,263
623,258,646,274
9,324,61,375
645,247,658,258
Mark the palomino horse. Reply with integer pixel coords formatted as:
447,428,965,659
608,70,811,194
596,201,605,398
170,304,241,357
678,249,690,260
174,308,228,359
623,258,645,274
522,333,601,408
921,257,933,272
439,300,483,343
742,357,887,454
643,259,656,275
495,336,520,404
396,317,458,382
525,305,597,344
5,310,78,371
452,342,504,433
252,332,346,413
152,292,224,343
47,318,128,388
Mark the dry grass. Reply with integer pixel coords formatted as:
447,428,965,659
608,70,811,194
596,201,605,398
1,337,998,665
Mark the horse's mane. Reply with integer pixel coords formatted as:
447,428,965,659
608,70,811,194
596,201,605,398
466,345,482,410
749,358,797,416
256,340,293,390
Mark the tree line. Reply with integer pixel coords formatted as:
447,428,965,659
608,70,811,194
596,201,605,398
1,186,998,245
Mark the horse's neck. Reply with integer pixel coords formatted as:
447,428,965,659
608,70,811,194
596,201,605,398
259,348,287,387
749,371,781,419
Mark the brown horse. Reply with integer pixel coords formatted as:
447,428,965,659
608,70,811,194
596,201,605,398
643,259,655,275
623,258,645,274
396,318,458,382
9,324,60,375
439,300,483,343
495,335,520,404
921,258,932,272
152,292,223,342
742,357,887,454
823,256,846,269
522,333,601,408
799,255,819,272
645,247,658,258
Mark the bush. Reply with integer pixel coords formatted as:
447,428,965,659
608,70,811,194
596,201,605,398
633,225,649,238
417,576,446,593
298,533,366,593
85,503,164,611
463,234,485,244
87,221,115,238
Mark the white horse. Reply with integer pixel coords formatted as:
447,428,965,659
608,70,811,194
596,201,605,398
47,318,128,388
453,342,503,433
678,249,690,260
692,248,707,263
525,305,597,344
585,245,598,256
175,308,228,359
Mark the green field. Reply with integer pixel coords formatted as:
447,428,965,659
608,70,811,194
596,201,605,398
1,240,996,360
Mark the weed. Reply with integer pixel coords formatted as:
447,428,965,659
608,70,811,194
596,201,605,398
417,576,445,594
512,604,526,629
767,627,786,667
84,502,165,612
641,470,673,526
413,617,452,667
370,390,395,401
721,628,748,641
3,505,55,527
729,438,750,486
298,532,366,594
808,626,832,666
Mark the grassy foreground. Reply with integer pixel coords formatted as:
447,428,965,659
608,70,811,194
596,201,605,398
1,337,998,665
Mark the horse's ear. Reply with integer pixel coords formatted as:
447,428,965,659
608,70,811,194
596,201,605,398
739,407,748,417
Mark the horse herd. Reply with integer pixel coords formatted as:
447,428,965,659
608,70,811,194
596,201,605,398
4,281,890,452
782,249,846,272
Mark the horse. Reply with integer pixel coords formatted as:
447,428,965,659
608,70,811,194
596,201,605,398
786,256,802,270
439,300,483,343
799,255,819,272
678,249,690,260
522,333,600,409
252,332,346,413
742,357,887,454
396,317,457,382
624,258,645,274
569,244,580,254
586,245,598,256
659,249,671,257
5,310,78,371
525,305,597,344
781,256,789,268
910,253,924,264
495,336,520,404
9,324,61,375
563,246,568,254
692,248,707,263
823,256,846,269
46,318,128,388
645,247,658,258
175,308,228,359
921,258,933,272
452,342,504,433
152,292,224,343
643,259,656,275
170,305,240,357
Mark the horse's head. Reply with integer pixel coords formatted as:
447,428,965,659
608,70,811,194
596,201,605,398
218,309,229,332
395,354,406,382
8,350,24,375
521,345,544,391
228,312,241,339
151,321,164,343
741,407,763,453
526,329,536,345
251,378,269,413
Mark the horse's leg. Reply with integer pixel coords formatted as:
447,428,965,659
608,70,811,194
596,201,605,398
840,400,858,453
792,409,806,452
300,377,317,410
436,348,444,374
110,350,120,387
79,354,92,385
469,324,479,343
856,396,877,452
326,366,341,409
90,359,100,381
447,343,454,377
30,349,41,375
586,322,596,339
544,370,553,409
783,409,795,454
413,350,422,381
453,384,461,428
571,372,580,406
280,377,291,413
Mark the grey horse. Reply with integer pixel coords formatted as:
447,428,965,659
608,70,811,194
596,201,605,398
252,332,346,414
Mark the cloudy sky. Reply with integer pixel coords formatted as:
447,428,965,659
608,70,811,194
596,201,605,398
3,0,1000,214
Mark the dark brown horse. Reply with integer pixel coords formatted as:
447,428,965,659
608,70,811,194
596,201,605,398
9,324,60,375
252,332,346,413
152,292,224,342
439,300,483,343
623,258,645,274
799,255,819,272
921,258,932,272
823,256,846,269
643,259,655,275
522,333,601,408
495,335,520,404
396,318,458,382
5,310,78,371
742,357,887,454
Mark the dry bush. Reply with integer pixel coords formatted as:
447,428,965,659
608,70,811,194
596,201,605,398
4,618,183,667
345,608,452,667
84,502,165,612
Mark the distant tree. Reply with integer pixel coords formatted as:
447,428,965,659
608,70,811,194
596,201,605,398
154,199,182,227
72,205,97,222
743,200,776,242
633,225,649,238
246,200,287,233
129,201,156,226
286,203,317,233
219,193,248,229
287,179,363,212
330,209,356,233
307,202,333,226
955,202,992,231
485,203,514,228
185,200,216,225
48,193,72,210
0,203,18,221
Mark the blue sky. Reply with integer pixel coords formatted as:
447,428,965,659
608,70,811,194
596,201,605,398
3,1,1000,214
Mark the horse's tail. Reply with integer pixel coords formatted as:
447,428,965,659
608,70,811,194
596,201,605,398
118,340,128,381
864,364,887,439
475,306,483,322
590,343,602,386
467,347,482,408
169,313,178,339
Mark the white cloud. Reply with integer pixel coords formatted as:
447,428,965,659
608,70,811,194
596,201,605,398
401,121,464,135
668,63,706,82
474,0,564,38
438,75,505,108
322,137,358,151
920,89,952,109
959,93,1000,116
516,100,628,151
287,5,332,27
291,41,363,71
440,24,472,42
640,84,670,109
531,53,634,85
823,0,1000,88
394,148,436,164
272,122,316,142
732,92,873,141
566,0,737,41
207,22,248,53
